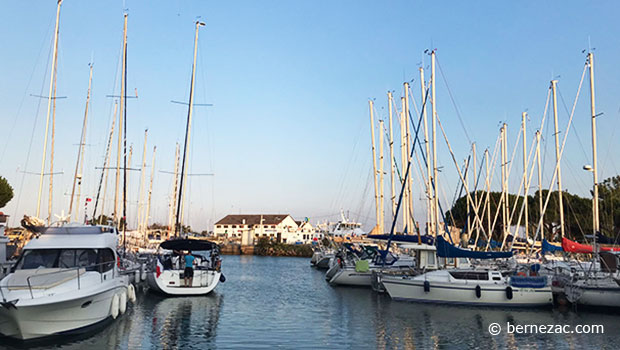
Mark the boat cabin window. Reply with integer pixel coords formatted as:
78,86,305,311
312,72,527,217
449,271,489,280
98,248,116,272
18,249,60,269
15,248,112,271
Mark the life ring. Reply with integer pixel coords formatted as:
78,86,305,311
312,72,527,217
110,294,119,319
128,284,136,303
119,291,127,314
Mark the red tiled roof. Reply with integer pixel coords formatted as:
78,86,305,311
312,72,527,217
215,214,293,226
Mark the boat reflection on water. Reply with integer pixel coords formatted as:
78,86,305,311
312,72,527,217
369,294,620,349
149,293,223,349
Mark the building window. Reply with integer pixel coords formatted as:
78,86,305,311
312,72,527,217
232,225,237,228
216,225,221,229
224,225,228,228
271,225,275,228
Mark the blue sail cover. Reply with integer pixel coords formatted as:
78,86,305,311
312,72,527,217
596,232,620,245
541,239,563,254
367,234,435,245
436,236,513,259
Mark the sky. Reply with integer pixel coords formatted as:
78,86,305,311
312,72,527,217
1,1,619,232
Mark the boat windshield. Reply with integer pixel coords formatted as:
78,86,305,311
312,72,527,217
14,248,115,271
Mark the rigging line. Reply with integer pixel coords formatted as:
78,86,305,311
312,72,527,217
506,134,542,250
11,27,55,225
0,21,53,164
451,157,470,222
600,109,620,175
435,55,472,144
557,86,590,161
407,81,457,242
529,63,587,249
436,114,490,245
383,83,431,258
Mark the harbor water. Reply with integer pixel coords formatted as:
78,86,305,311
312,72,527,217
2,255,620,349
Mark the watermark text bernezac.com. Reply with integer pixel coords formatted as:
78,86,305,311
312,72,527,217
488,322,604,336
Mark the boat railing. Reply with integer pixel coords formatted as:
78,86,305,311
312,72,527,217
0,261,116,301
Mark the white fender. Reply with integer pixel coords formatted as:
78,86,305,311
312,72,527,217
110,294,119,319
119,291,127,314
128,284,137,303
134,270,140,284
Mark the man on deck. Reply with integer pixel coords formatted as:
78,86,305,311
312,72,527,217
184,251,195,287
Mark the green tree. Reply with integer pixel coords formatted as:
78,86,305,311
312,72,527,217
0,176,14,208
598,175,620,236
447,189,592,242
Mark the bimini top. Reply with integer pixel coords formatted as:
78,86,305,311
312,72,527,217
436,236,513,259
160,239,218,251
367,234,434,245
24,224,118,250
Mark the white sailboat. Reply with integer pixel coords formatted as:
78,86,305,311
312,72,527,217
146,21,222,297
382,268,552,307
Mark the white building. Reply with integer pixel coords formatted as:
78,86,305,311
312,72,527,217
214,214,301,244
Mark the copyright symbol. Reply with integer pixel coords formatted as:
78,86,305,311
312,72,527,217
488,323,501,336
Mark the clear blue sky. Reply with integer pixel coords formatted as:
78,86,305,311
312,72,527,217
1,1,619,231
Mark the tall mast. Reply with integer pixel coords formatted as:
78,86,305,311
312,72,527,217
536,130,543,240
94,101,117,224
37,0,62,220
522,112,529,243
587,53,600,239
501,124,508,242
168,143,180,234
379,119,385,233
400,97,409,232
387,92,396,218
550,80,565,239
48,62,59,224
137,129,148,232
431,50,440,236
472,143,478,242
404,82,414,233
485,149,491,241
115,14,128,227
369,100,380,233
420,67,433,236
144,146,156,242
175,21,205,236
69,64,93,221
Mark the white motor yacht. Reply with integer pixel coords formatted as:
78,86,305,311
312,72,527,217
147,239,223,296
0,224,133,340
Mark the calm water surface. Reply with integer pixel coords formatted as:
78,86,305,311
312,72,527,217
2,255,620,349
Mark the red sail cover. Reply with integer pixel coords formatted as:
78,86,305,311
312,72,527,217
562,237,620,253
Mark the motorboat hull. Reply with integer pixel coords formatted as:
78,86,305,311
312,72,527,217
329,268,372,286
315,256,333,270
147,269,221,296
382,276,553,307
0,284,127,340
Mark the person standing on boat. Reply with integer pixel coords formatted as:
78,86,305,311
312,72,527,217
184,251,195,287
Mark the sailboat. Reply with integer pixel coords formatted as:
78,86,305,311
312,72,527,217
146,21,222,296
558,52,620,308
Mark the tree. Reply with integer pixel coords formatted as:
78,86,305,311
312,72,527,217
598,175,620,236
0,176,13,208
446,189,593,242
